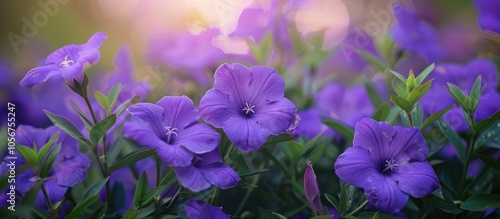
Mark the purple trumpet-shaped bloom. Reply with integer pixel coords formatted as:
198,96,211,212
389,3,443,62
474,0,500,33
19,32,107,87
184,199,230,219
304,160,324,215
174,148,240,192
199,63,298,151
334,118,439,213
0,125,91,209
123,96,220,167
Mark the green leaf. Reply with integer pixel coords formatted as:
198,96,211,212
16,145,39,168
115,95,140,116
424,196,463,214
477,152,500,172
475,121,500,149
288,141,305,161
90,114,117,144
95,91,110,113
393,79,408,98
107,83,123,109
44,110,92,148
134,172,149,208
416,63,435,85
401,102,423,127
339,181,355,215
357,212,402,219
390,95,413,112
321,118,354,141
123,210,139,219
67,177,109,218
406,70,417,91
264,133,296,145
141,185,170,207
364,82,384,108
39,143,61,178
38,132,60,161
359,51,386,72
324,193,340,212
436,119,466,159
108,148,155,173
82,177,110,201
389,69,407,82
238,168,270,177
460,194,500,211
406,79,433,106
447,83,466,107
469,76,482,105
371,103,391,121
472,110,500,133
107,136,125,167
420,104,455,130
258,207,287,219
88,204,107,219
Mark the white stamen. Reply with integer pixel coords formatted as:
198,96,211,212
59,55,74,68
242,103,255,115
164,126,178,143
383,159,398,172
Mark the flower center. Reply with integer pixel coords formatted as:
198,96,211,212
242,103,256,115
164,126,178,144
383,159,398,172
59,55,74,68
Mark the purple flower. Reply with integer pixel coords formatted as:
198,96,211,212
334,118,439,213
0,125,91,209
124,96,220,167
19,32,107,87
293,108,334,139
199,63,298,151
390,3,443,62
174,148,240,192
474,0,500,33
184,199,230,219
304,160,323,215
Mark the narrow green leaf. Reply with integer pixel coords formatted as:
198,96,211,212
39,143,61,178
16,145,39,168
141,185,170,207
472,110,500,133
38,132,60,161
324,193,340,212
95,91,110,113
66,196,99,219
447,83,466,107
238,168,270,177
264,133,296,145
469,76,482,104
339,181,355,215
123,210,139,219
69,100,94,128
134,172,149,208
460,194,500,211
288,141,305,161
406,70,417,91
107,136,125,167
424,196,463,214
475,121,500,149
88,204,107,219
393,79,408,98
477,152,500,172
390,95,413,112
406,79,433,106
311,216,336,219
108,148,155,173
420,105,455,130
359,51,386,72
115,95,140,116
90,114,117,144
82,177,110,201
258,207,287,219
436,119,466,159
357,212,402,219
107,83,123,109
389,69,407,82
44,110,92,148
321,118,354,141
416,63,435,85
371,103,391,121
364,82,384,108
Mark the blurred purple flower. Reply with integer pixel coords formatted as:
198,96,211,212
0,125,91,209
474,0,500,33
174,148,240,192
293,108,334,139
334,118,439,213
199,63,298,151
390,3,443,62
19,32,107,87
124,96,220,167
184,199,230,219
304,160,324,215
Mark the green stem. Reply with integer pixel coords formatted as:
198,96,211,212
345,200,369,217
155,154,161,187
407,111,414,127
41,182,54,210
460,132,476,199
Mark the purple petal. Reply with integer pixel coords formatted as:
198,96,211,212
18,65,58,88
123,118,169,149
198,148,223,164
82,32,108,52
392,162,439,198
304,161,323,215
54,138,91,187
156,96,199,129
223,116,270,151
35,180,67,209
175,123,220,154
174,165,211,192
199,163,240,189
254,97,296,134
465,59,497,92
78,50,101,65
247,65,285,104
184,200,230,219
364,174,409,213
59,61,84,83
127,103,165,139
157,145,193,167
199,89,239,128
213,63,252,104
334,146,378,188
